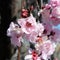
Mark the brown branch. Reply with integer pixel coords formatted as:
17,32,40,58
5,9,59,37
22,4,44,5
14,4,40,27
17,47,20,60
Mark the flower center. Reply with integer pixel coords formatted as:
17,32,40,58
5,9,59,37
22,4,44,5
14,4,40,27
26,22,32,27
36,37,43,44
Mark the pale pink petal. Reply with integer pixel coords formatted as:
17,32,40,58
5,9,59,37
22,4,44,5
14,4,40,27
50,6,60,25
50,0,60,7
17,15,37,34
7,22,23,47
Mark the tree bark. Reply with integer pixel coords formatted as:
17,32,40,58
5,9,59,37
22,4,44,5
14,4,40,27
0,0,12,60
17,47,20,60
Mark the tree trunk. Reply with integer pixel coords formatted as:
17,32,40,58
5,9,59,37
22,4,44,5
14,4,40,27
0,0,12,60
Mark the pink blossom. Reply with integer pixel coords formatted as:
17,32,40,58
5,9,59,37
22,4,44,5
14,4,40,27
32,51,38,60
38,4,52,36
49,29,60,42
41,8,50,19
7,22,23,47
50,6,60,26
23,32,37,43
45,4,51,10
22,23,44,43
40,7,52,35
25,50,41,60
41,5,51,25
36,23,44,36
41,40,56,59
35,37,45,54
50,0,60,7
17,15,44,43
43,22,52,35
42,40,55,55
17,15,37,34
24,54,41,60
10,35,22,47
35,40,56,60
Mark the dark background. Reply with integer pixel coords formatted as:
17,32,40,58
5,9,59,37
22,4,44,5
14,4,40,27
0,0,12,60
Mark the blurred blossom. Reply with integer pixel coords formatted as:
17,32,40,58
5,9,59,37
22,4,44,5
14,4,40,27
49,0,60,8
50,6,60,26
49,29,60,42
7,22,23,47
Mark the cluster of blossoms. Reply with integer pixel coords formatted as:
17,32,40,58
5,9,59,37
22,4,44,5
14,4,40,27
7,14,56,60
7,0,60,60
38,0,60,42
25,37,56,60
7,14,44,47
